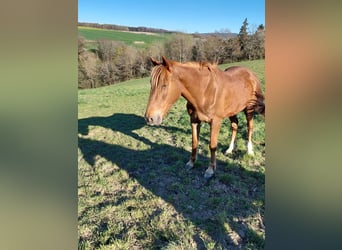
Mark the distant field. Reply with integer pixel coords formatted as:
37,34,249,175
78,60,265,249
78,26,171,48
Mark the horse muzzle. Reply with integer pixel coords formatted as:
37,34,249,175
144,112,163,126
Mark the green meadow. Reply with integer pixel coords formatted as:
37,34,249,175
78,26,171,48
78,60,265,249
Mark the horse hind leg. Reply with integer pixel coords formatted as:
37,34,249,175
225,115,238,155
245,108,255,156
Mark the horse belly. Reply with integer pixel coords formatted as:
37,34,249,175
222,88,250,117
223,102,246,117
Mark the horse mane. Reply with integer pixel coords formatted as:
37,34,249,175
151,60,218,88
151,64,168,88
182,61,217,72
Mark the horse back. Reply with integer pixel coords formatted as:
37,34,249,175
224,66,261,90
218,66,264,116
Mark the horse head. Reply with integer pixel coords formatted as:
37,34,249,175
145,56,181,125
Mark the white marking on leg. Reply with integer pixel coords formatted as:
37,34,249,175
247,141,254,155
225,141,234,154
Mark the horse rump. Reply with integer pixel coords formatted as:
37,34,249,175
246,91,265,117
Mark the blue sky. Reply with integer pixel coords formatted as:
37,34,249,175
78,0,265,34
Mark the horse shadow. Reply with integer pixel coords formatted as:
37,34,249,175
78,113,265,249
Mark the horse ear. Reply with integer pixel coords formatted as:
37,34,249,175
162,56,172,72
150,57,160,66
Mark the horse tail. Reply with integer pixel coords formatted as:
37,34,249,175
246,89,265,118
251,72,265,118
246,93,265,117
254,91,265,117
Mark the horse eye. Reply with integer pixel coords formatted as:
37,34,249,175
161,84,167,88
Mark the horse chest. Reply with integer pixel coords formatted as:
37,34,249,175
187,102,212,123
193,106,214,122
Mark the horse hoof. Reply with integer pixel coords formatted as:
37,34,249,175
204,168,214,179
247,151,255,156
185,160,194,171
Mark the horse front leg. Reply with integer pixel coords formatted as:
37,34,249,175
204,118,222,179
185,121,201,170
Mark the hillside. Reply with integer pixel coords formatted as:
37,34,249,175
78,22,175,34
78,26,171,48
78,23,237,49
78,22,264,89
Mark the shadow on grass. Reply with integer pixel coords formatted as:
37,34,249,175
78,113,265,249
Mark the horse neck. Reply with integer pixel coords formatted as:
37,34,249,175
174,64,217,106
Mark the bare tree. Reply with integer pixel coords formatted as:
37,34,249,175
164,33,194,62
202,36,227,63
147,41,165,61
78,36,86,56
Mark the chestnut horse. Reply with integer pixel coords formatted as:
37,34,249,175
145,56,265,178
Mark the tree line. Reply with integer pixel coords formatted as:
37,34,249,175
78,18,264,89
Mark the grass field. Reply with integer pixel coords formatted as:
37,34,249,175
78,59,265,249
78,26,171,49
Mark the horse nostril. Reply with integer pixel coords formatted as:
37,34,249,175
145,114,161,125
144,115,153,124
